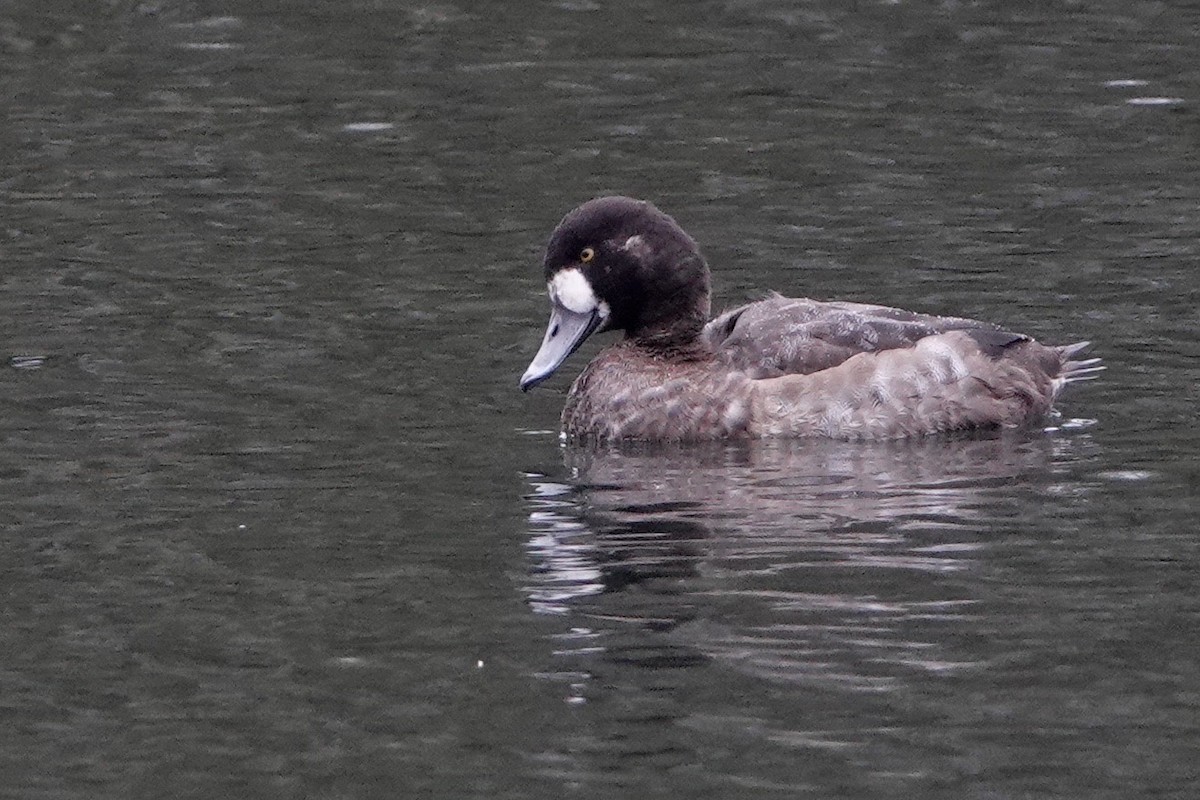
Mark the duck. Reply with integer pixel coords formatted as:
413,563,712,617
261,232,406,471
519,196,1101,441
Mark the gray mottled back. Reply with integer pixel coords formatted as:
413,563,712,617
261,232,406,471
704,294,1006,378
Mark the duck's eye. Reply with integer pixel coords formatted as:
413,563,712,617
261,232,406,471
579,246,595,263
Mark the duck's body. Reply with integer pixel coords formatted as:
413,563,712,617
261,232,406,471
520,197,1099,442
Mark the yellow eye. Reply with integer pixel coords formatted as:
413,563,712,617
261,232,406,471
579,246,595,263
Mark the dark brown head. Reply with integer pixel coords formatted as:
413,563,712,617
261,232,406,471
520,196,712,390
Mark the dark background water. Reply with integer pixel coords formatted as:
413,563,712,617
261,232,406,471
2,1,1198,798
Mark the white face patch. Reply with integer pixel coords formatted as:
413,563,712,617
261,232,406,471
550,268,609,318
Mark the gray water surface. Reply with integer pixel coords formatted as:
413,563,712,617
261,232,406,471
3,1,1198,798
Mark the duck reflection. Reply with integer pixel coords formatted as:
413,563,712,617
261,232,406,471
521,433,1093,697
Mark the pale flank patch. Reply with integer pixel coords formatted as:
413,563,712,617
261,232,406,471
722,397,749,431
550,268,609,317
822,399,855,435
918,337,969,382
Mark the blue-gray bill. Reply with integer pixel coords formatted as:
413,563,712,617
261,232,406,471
519,302,603,391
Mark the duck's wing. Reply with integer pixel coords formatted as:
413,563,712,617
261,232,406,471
704,294,1005,378
745,329,1086,439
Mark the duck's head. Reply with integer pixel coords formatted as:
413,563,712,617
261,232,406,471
519,196,711,391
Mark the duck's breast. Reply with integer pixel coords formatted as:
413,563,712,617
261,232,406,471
562,343,754,441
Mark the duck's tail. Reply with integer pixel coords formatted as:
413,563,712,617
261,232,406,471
1056,341,1105,387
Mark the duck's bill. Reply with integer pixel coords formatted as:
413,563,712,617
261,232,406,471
519,303,603,391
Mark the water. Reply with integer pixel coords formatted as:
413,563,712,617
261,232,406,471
2,1,1198,797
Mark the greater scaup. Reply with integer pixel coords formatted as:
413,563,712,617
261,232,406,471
520,196,1100,441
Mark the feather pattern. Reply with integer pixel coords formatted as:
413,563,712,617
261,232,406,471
522,197,1101,441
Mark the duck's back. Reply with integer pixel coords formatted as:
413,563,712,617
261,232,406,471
704,294,1007,378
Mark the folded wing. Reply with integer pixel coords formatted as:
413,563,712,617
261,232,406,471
701,296,1100,439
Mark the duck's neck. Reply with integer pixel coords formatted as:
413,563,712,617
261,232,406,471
628,314,711,359
622,250,712,355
